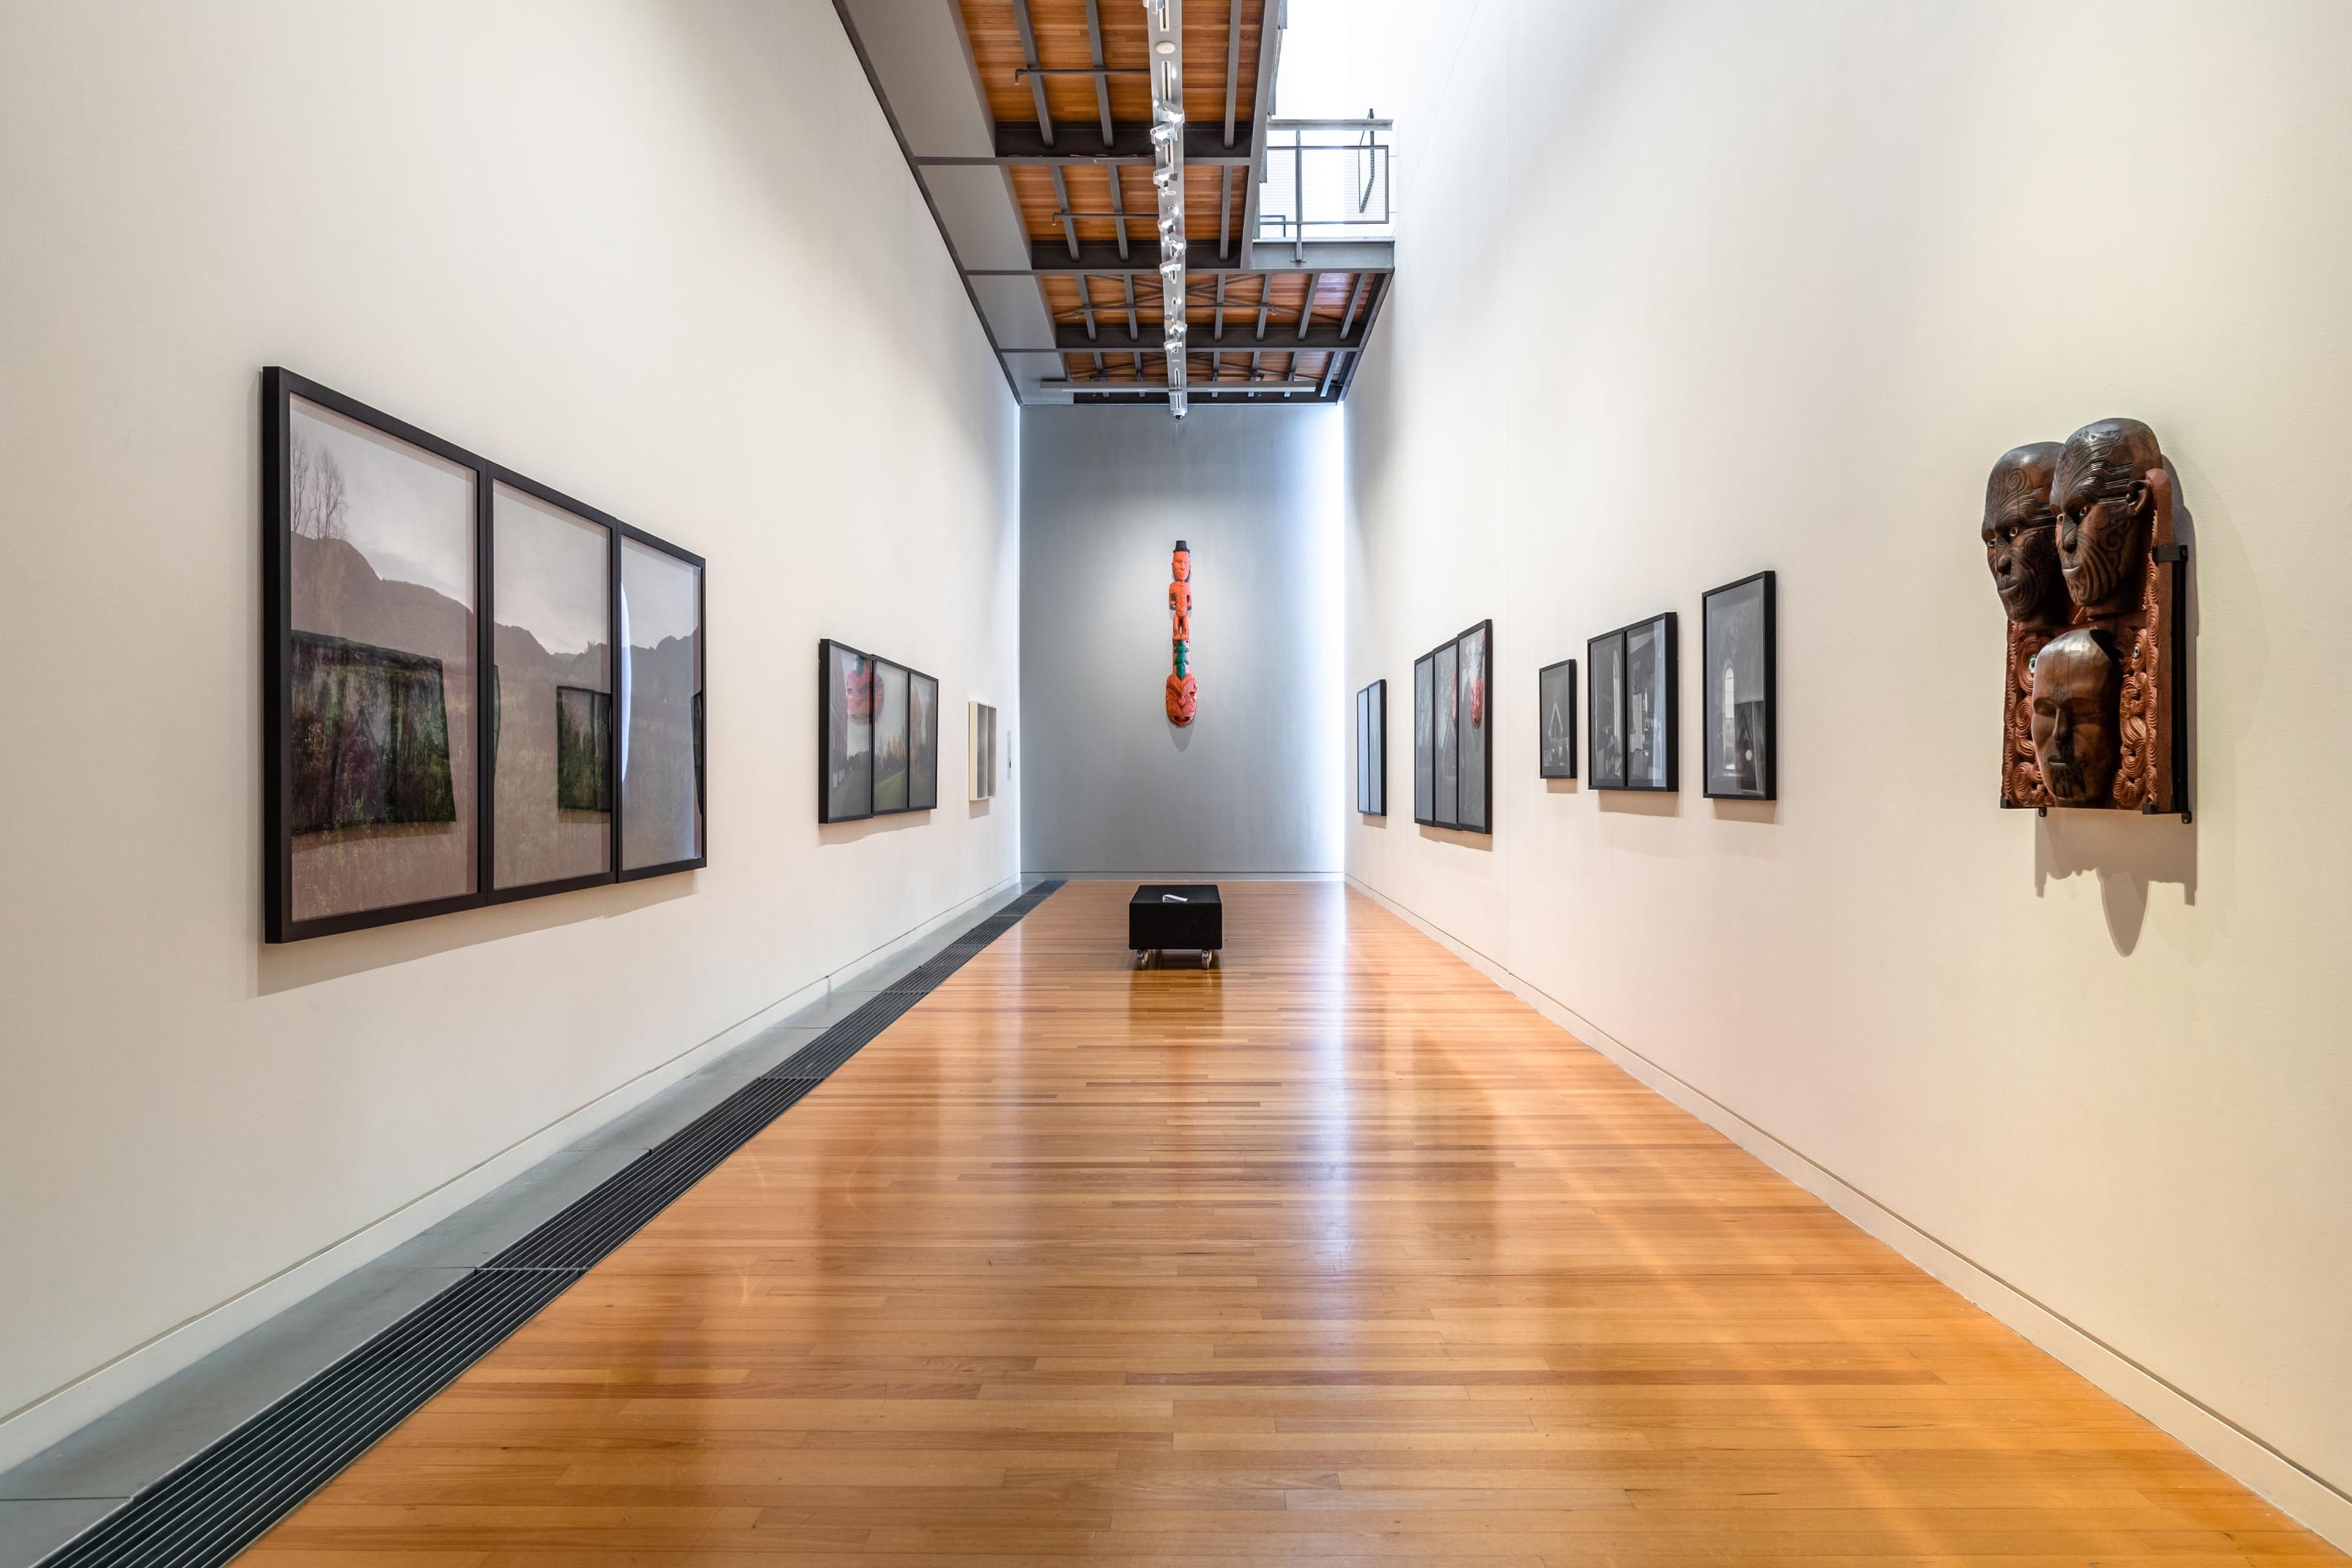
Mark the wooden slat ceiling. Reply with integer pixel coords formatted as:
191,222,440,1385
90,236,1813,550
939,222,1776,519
953,0,1384,396
960,0,1262,132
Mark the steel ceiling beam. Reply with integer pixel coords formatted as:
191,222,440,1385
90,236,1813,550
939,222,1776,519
1237,0,1285,270
1009,0,1054,147
916,123,1256,165
1026,319,1368,353
982,239,1392,275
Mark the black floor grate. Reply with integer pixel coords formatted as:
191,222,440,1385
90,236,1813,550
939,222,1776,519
36,880,1063,1568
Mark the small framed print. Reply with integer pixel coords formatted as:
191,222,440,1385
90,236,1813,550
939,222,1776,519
1412,654,1434,824
1589,612,1676,792
908,669,939,811
1453,621,1491,832
1432,639,1458,828
1355,679,1387,815
1537,658,1577,779
872,658,911,814
819,639,873,823
1702,571,1775,801
617,533,706,876
969,700,998,800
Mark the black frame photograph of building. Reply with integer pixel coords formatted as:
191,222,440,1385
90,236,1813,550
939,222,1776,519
1356,678,1387,816
1588,611,1677,793
1411,620,1493,833
1538,657,1577,780
1702,571,1776,801
263,367,706,944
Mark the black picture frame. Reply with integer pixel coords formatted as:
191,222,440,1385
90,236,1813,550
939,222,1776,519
818,638,874,824
485,469,620,906
1454,621,1491,832
1432,639,1458,828
1355,679,1387,816
1407,621,1493,833
908,668,940,812
1412,654,1434,824
1701,571,1776,801
1537,657,1577,780
264,367,704,943
616,530,707,880
1588,611,1678,793
871,657,912,815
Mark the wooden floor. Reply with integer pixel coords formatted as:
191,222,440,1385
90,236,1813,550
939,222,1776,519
247,882,2340,1566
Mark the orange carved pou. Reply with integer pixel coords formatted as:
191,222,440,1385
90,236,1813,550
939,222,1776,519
1165,539,1196,726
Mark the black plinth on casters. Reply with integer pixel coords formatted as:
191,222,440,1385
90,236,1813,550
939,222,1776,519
1129,884,1221,967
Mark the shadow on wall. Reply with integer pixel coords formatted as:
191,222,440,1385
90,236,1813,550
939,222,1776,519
255,875,697,995
1419,825,1495,850
2036,815,2197,957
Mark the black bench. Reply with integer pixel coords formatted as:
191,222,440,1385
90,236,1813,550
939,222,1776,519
1129,884,1221,967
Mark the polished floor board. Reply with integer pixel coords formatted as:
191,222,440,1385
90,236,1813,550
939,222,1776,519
244,881,2340,1565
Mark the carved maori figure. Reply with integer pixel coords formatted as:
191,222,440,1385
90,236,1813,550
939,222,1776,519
1166,539,1196,726
1988,418,2185,815
2029,630,2120,805
1982,442,2066,627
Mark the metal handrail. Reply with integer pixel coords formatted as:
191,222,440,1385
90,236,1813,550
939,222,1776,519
1256,118,1393,260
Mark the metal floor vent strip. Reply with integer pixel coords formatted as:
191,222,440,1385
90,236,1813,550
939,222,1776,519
36,880,1063,1568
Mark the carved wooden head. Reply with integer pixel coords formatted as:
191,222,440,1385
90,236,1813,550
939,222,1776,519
1171,539,1191,582
1981,442,2065,626
2030,628,2121,804
2052,418,2163,616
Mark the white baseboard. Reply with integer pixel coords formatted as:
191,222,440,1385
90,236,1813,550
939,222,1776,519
1344,873,2352,1555
0,872,1026,1477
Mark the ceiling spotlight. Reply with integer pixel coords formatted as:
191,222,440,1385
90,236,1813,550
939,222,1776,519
1153,165,1177,190
1159,258,1182,279
1161,236,1186,260
1166,316,1188,338
1150,121,1178,149
1155,102,1185,127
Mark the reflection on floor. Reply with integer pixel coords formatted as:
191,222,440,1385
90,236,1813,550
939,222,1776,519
246,880,2341,1566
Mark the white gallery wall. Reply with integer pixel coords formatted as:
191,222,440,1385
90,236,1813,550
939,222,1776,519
1346,0,2352,1544
1021,404,1343,876
0,1,1017,1466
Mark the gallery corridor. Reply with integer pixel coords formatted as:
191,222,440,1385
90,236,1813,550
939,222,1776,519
224,883,2334,1566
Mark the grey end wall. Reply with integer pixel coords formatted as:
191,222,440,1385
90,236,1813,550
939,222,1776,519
1020,404,1342,875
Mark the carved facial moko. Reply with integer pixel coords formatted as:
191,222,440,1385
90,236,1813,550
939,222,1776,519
1981,443,2064,625
2029,628,2120,805
2052,418,2163,615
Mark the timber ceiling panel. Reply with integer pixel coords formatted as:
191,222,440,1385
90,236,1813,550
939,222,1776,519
835,0,1392,404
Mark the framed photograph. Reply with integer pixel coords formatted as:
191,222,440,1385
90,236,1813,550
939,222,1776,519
1355,679,1387,816
908,669,939,811
1355,687,1370,812
1412,654,1434,824
1454,621,1491,832
265,368,704,941
872,658,911,813
266,373,482,940
1586,630,1626,790
1589,612,1676,792
1537,658,1577,779
819,639,873,823
1432,639,1458,828
1703,572,1775,800
617,533,706,875
489,478,614,899
970,700,998,800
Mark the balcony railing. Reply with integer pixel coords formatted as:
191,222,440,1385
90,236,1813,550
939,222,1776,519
1254,118,1393,260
